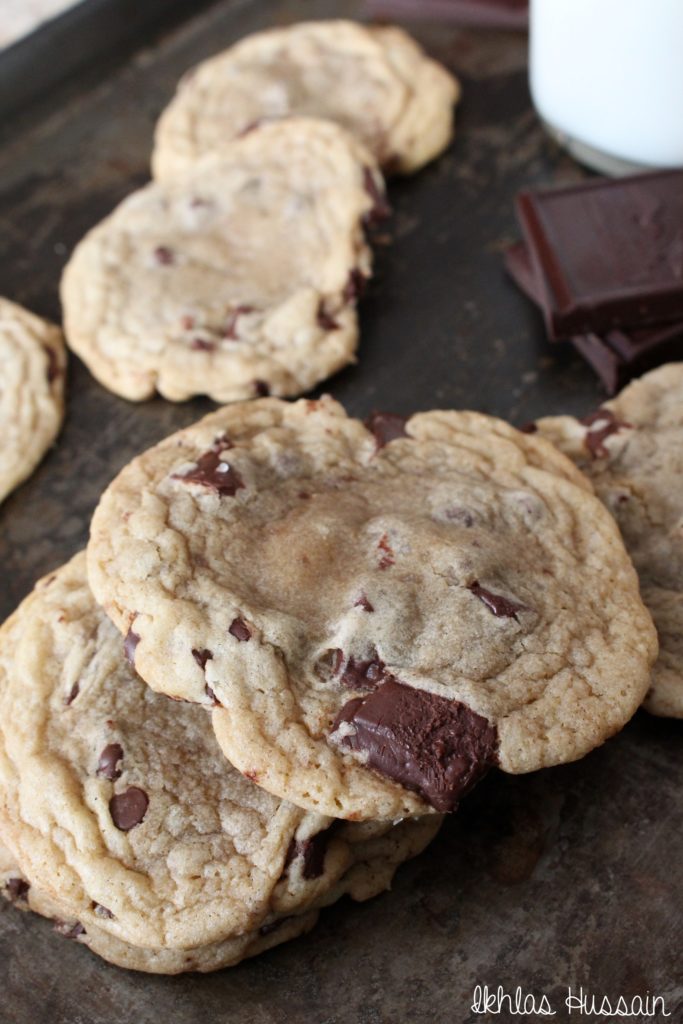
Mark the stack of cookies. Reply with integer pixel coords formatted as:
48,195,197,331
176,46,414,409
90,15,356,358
1,16,680,977
0,389,666,972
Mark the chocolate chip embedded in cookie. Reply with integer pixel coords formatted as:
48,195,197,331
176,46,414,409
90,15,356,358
0,297,66,504
536,362,683,718
61,118,379,403
88,396,656,820
152,20,460,180
0,553,440,971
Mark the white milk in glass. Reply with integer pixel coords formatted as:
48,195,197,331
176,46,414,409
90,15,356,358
530,0,683,174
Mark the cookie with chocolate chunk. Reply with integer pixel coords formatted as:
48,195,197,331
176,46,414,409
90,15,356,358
535,362,683,718
61,119,380,402
88,396,656,820
0,553,440,971
0,297,66,503
152,20,459,181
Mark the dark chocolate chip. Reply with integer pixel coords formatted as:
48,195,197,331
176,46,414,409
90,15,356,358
6,878,29,902
362,167,392,228
580,408,630,458
54,920,86,939
343,269,368,304
332,679,498,812
109,787,149,831
364,411,409,449
229,617,251,642
354,594,374,613
253,379,270,397
468,581,526,620
64,681,80,706
123,627,140,668
97,743,123,781
192,648,213,670
172,450,244,497
190,338,215,352
317,303,340,331
154,246,175,265
518,421,538,434
224,305,255,340
284,831,330,880
340,650,389,691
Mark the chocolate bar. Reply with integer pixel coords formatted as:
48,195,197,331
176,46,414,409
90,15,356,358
516,170,683,340
367,0,528,30
505,241,683,394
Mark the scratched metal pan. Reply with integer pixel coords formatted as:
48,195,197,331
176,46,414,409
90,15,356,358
0,2,680,1022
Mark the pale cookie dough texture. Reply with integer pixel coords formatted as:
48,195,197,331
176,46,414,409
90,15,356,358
0,554,440,973
535,363,683,719
152,20,460,180
87,397,657,822
0,297,66,503
61,119,381,402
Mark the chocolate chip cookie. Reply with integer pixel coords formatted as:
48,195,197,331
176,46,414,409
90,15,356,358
87,397,656,820
61,119,381,402
535,362,683,718
152,20,460,180
0,297,66,503
0,553,440,971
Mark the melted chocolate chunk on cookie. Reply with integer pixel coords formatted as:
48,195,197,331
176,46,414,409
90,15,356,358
97,742,123,781
581,408,630,458
154,246,175,265
284,830,330,880
518,421,538,434
468,581,526,620
362,167,392,228
173,450,244,497
340,650,390,691
6,878,29,902
354,594,374,613
54,920,86,939
224,305,255,340
343,268,368,304
123,626,140,668
229,617,251,642
192,648,213,670
109,787,149,831
317,303,340,331
364,411,409,449
253,379,270,397
332,679,498,812
190,338,215,352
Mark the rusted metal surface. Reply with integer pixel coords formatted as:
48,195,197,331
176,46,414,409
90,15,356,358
0,3,680,1022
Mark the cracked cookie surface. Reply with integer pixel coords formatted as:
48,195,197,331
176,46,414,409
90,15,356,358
0,553,438,968
0,297,66,503
152,20,460,180
536,362,683,718
61,119,379,402
88,397,656,820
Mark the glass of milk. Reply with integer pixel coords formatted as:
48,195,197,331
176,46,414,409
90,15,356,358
530,0,683,175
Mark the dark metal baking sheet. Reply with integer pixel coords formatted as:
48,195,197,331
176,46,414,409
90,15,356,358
0,2,680,1022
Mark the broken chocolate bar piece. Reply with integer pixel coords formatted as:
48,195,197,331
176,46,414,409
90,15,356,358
332,678,498,812
368,0,528,30
505,240,683,394
516,170,683,339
